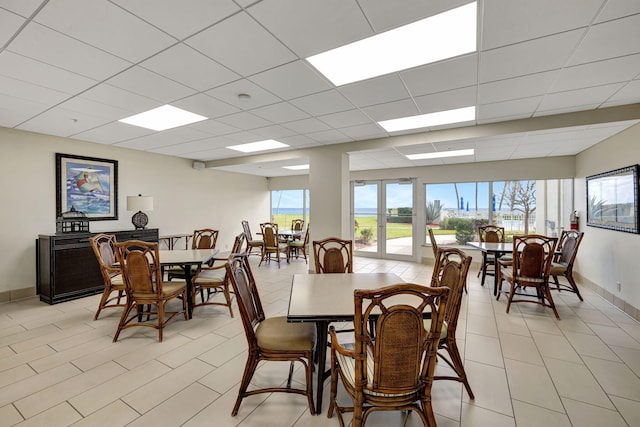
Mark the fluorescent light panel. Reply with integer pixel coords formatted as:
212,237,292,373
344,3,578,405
379,106,475,132
119,105,207,131
306,2,476,86
406,148,474,160
283,164,309,170
227,140,289,153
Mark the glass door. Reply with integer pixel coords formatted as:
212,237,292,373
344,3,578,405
352,179,415,260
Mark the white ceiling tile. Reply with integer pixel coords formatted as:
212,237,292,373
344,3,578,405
339,123,386,139
401,54,478,97
414,86,477,114
0,0,45,18
58,97,132,121
290,90,354,117
0,7,25,45
479,29,584,83
140,44,239,92
339,74,410,107
172,93,239,119
306,129,350,143
188,119,239,136
185,11,297,76
538,83,626,112
478,71,558,105
318,109,372,128
0,93,50,127
0,74,70,106
215,111,273,130
570,14,640,65
247,0,372,57
595,0,640,23
115,131,190,150
482,0,602,50
552,54,640,92
251,102,309,123
112,0,240,40
478,96,542,121
72,121,154,144
282,118,331,134
7,22,131,80
0,51,98,94
250,60,332,100
251,124,297,140
34,0,175,63
206,79,281,110
360,0,470,32
278,134,317,148
106,66,196,104
79,84,158,114
602,80,640,106
16,106,110,137
362,99,420,122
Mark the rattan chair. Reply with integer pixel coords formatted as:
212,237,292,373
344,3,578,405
113,240,187,342
225,254,316,416
241,220,263,257
429,247,474,399
497,234,559,318
89,233,126,320
291,218,304,240
258,222,290,267
167,229,218,282
289,222,310,263
327,283,450,427
313,237,353,273
550,230,584,300
477,225,505,285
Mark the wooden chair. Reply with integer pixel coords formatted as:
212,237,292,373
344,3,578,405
327,283,449,427
113,240,187,342
241,220,263,256
291,218,304,240
289,222,310,263
429,247,474,399
89,233,126,320
225,254,316,416
428,228,466,294
550,230,584,300
313,237,353,273
496,234,559,319
259,222,290,267
191,232,246,317
167,228,218,281
477,225,505,286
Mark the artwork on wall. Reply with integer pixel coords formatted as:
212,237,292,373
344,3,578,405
56,153,118,221
586,164,639,234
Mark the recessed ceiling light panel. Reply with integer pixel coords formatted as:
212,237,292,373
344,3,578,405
227,140,289,153
306,2,477,86
406,148,474,160
119,105,207,131
283,164,309,170
379,106,476,132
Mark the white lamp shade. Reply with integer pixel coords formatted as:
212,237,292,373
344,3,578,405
127,195,153,212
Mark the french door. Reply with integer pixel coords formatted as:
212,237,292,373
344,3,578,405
351,179,416,261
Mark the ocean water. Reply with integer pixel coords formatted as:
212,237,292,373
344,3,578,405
272,208,378,216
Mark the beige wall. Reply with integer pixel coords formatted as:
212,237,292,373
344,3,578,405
0,127,269,299
575,122,640,316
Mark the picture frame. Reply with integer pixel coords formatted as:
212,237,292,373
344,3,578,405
56,153,118,221
586,164,639,234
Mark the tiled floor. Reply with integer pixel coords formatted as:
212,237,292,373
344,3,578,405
2,256,640,426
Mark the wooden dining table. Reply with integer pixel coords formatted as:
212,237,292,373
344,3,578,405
287,272,404,414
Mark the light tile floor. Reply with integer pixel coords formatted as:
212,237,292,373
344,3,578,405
1,256,640,426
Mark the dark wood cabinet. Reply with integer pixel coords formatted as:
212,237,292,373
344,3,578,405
36,229,158,304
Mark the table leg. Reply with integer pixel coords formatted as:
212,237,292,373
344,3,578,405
184,265,194,319
314,320,329,415
493,255,500,296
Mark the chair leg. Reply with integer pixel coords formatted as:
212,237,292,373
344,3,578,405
232,353,259,416
158,301,164,342
113,301,134,342
505,279,516,313
94,285,112,320
446,340,474,399
223,283,234,317
542,284,561,320
566,272,583,301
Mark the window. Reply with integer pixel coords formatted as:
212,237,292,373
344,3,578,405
271,189,309,230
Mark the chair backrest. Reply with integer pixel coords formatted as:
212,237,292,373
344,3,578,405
431,247,472,334
260,222,279,248
512,234,557,285
241,220,253,240
478,225,505,243
427,228,438,257
291,219,304,231
556,230,584,267
353,284,449,396
225,254,265,347
313,237,353,273
302,223,310,245
192,229,218,250
89,233,120,282
232,232,247,254
115,240,163,298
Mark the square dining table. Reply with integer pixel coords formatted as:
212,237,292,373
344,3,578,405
466,241,513,295
287,272,404,414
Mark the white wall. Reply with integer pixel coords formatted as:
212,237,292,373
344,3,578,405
0,127,270,297
575,122,640,314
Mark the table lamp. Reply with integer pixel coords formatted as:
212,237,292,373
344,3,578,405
127,194,153,230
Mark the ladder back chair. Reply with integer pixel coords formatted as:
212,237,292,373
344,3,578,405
226,254,316,416
113,240,187,342
550,230,584,300
89,233,126,320
313,237,353,274
259,222,290,267
327,283,450,427
241,220,263,256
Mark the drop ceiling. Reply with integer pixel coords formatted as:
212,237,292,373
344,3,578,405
1,0,639,177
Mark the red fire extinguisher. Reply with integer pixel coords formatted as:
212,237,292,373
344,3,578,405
570,210,579,230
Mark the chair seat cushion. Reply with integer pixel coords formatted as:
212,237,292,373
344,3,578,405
111,273,124,286
248,240,263,246
289,241,305,248
549,262,568,275
195,268,226,283
256,316,315,352
335,348,415,397
423,319,448,340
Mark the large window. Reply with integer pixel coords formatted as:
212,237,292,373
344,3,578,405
271,189,309,230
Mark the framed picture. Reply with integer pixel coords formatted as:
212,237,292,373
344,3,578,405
56,153,118,221
586,164,639,234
